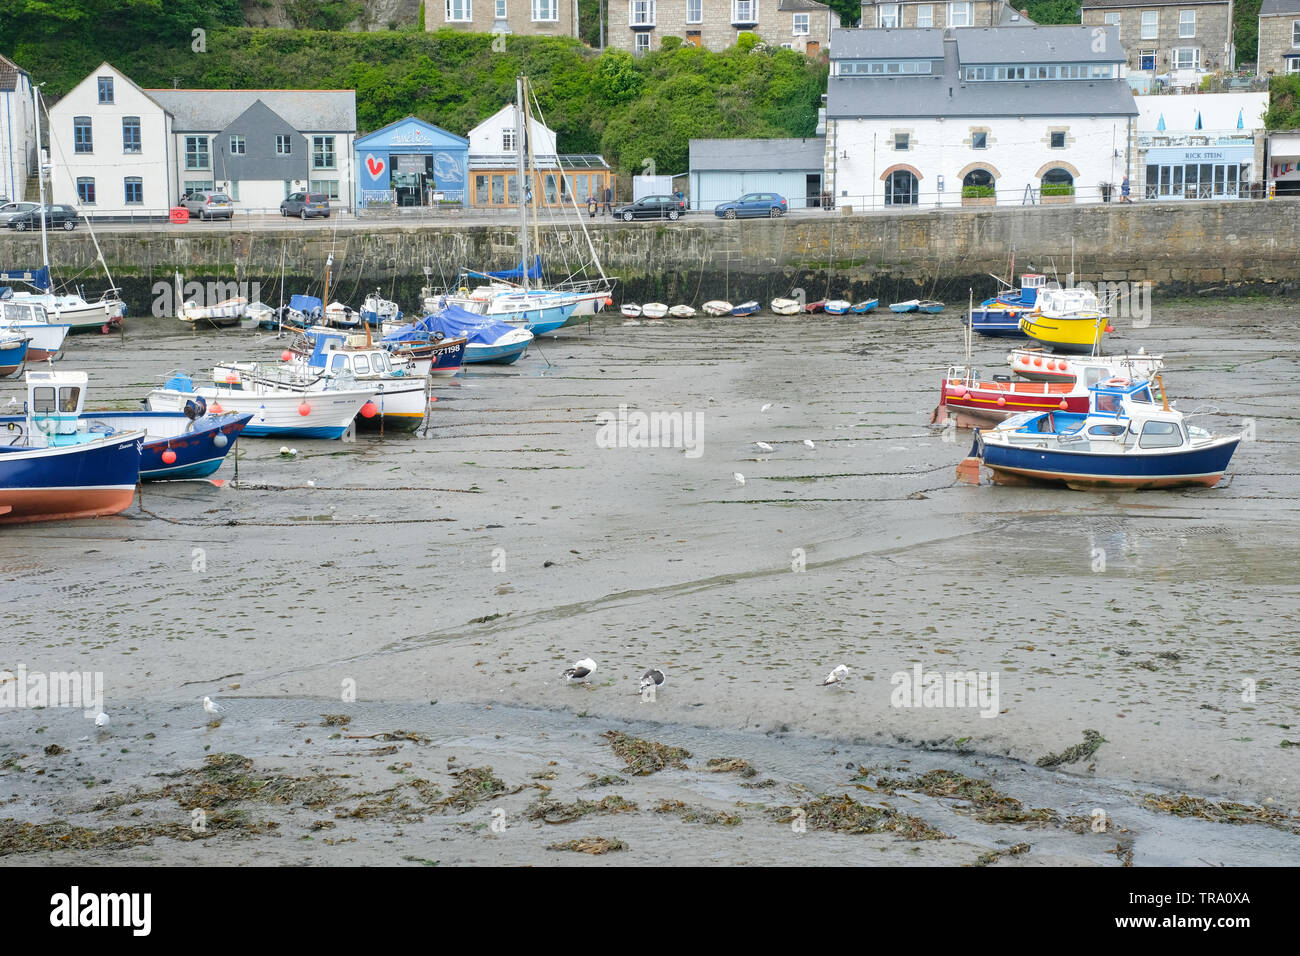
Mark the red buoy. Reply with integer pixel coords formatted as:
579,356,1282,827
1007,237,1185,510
1105,325,1115,333
997,396,1007,406
161,449,177,464
298,402,311,417
1059,400,1068,409
209,402,223,414
360,401,378,419
281,350,293,362
1034,357,1043,367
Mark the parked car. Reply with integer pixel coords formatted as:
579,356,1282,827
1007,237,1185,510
183,191,234,220
280,192,331,219
611,194,687,221
0,201,41,225
714,192,788,219
6,204,79,231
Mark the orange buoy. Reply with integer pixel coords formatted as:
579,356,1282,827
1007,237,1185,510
281,350,292,362
298,402,311,417
360,401,377,419
1059,399,1068,409
997,396,1007,406
161,449,177,464
1034,357,1043,367
210,402,223,414
1105,325,1115,333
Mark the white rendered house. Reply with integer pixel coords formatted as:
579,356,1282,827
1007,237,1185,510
0,53,37,202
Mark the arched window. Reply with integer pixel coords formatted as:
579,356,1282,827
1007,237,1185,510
1041,167,1074,195
962,168,995,189
885,169,917,205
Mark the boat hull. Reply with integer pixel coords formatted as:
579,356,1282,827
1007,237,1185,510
970,307,1030,337
465,340,530,365
1019,315,1106,354
973,432,1241,490
147,387,372,439
0,337,29,377
0,433,142,523
936,379,1087,427
850,300,878,314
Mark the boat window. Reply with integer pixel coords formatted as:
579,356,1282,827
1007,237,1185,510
331,355,347,372
1095,392,1119,414
1088,424,1127,436
32,386,57,414
1085,368,1106,386
1130,387,1153,403
373,352,391,372
354,355,370,374
1139,420,1183,448
60,387,80,412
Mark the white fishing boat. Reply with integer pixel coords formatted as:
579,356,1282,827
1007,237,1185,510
175,273,246,328
641,302,669,319
824,299,852,315
145,370,374,440
620,304,642,318
0,298,69,361
702,300,732,316
1008,348,1165,384
770,298,801,315
668,305,696,318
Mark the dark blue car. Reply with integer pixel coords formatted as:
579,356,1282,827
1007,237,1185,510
714,192,788,219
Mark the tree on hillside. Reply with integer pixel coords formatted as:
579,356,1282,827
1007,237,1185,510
1024,1,1080,25
1265,75,1300,129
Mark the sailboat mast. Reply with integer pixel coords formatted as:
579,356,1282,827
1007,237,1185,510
515,75,529,294
33,85,50,285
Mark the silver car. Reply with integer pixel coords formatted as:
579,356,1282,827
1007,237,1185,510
182,191,234,221
0,201,40,225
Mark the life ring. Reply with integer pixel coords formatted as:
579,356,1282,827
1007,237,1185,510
1103,377,1130,387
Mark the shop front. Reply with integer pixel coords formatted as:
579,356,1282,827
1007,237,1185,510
1268,132,1300,197
354,117,469,208
1143,145,1255,200
469,155,613,209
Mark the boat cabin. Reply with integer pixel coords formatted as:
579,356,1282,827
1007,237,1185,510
303,329,401,378
19,370,101,447
1006,273,1048,307
998,378,1192,452
1036,286,1104,318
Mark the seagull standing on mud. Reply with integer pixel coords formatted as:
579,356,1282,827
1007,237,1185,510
638,668,666,695
94,712,110,727
562,658,598,684
822,665,850,687
755,442,773,453
203,696,223,715
733,472,746,485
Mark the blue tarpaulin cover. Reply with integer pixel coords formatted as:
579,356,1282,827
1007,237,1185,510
0,267,51,291
382,305,515,346
484,256,542,282
289,294,323,314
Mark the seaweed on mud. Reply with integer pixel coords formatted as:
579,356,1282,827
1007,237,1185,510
601,731,691,775
771,794,949,840
436,766,509,812
1141,793,1300,833
971,843,1031,866
548,836,627,855
705,757,757,777
652,800,742,826
320,714,353,727
1035,730,1107,769
870,770,1058,827
524,794,636,824
582,775,628,789
168,753,342,811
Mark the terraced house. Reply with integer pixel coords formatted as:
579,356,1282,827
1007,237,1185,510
1257,0,1300,75
857,1,1034,28
606,0,841,54
427,0,580,36
1080,1,1235,77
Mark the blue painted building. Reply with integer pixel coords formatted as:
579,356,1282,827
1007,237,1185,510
354,116,469,208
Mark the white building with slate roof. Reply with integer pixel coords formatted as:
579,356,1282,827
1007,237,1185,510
0,53,36,203
147,87,356,213
824,25,1140,209
689,137,826,208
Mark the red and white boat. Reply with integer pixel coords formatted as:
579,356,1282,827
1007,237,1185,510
1007,348,1165,384
932,365,1089,428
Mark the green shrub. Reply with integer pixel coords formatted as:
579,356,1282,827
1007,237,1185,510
962,185,995,198
1040,182,1075,196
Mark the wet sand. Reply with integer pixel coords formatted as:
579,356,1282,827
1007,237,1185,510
2,301,1298,864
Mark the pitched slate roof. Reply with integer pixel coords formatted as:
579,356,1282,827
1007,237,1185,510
1082,0,1226,6
690,137,826,170
146,89,356,133
956,25,1124,64
778,0,833,10
1259,0,1300,14
830,27,947,58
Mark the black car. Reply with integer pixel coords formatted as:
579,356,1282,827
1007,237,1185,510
612,194,687,221
6,204,79,231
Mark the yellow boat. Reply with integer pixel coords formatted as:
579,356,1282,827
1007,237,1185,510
1018,288,1111,354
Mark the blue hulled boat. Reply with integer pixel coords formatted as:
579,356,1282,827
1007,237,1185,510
850,299,878,314
970,273,1049,338
968,377,1241,491
0,330,30,376
387,306,533,365
731,301,760,316
1,371,251,481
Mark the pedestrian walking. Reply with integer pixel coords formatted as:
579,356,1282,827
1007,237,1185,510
587,194,598,217
1121,175,1132,203
602,185,612,216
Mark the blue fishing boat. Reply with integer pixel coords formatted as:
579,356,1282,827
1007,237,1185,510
850,299,878,314
731,301,760,316
890,300,920,313
917,300,945,314
823,300,852,315
0,371,251,480
387,306,533,365
0,331,30,376
967,377,1241,491
970,273,1048,338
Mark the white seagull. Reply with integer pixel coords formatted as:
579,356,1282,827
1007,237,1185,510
638,668,666,695
804,439,816,449
755,442,773,453
94,712,110,727
761,403,772,412
733,472,746,485
203,696,223,715
822,664,850,686
561,658,598,684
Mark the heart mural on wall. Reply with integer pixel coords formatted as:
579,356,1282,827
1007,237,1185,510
365,154,386,178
